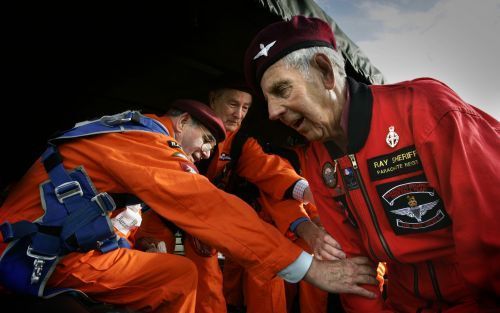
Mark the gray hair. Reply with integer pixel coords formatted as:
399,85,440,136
281,46,346,83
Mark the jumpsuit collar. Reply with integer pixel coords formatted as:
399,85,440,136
146,114,176,137
345,77,373,154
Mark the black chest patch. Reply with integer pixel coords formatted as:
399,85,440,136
167,140,182,149
341,167,359,190
219,153,231,161
376,174,451,235
367,145,422,181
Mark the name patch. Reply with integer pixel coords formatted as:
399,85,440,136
367,145,422,181
376,174,451,235
168,140,182,149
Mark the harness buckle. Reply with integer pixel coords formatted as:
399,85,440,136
26,245,57,284
54,181,83,203
99,111,133,126
91,192,117,213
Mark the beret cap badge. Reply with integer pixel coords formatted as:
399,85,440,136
253,41,277,60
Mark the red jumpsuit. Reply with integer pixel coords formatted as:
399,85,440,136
0,115,303,313
187,129,308,313
294,77,500,312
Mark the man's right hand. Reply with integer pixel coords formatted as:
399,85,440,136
296,220,346,260
303,256,378,299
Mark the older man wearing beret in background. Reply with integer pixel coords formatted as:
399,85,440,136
0,98,378,313
244,15,499,313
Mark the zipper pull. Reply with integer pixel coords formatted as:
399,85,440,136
348,154,358,169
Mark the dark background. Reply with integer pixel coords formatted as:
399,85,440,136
2,0,374,190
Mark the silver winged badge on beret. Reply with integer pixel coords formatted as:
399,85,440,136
254,41,277,60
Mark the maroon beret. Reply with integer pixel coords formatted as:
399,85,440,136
210,73,253,96
244,15,336,94
170,99,226,142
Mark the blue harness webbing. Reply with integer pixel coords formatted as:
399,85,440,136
0,111,169,297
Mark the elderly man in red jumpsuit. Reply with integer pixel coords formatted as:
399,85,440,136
244,15,499,313
0,99,377,313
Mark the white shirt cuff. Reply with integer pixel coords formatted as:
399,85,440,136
277,251,313,283
292,179,309,202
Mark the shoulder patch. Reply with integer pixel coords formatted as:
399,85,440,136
367,145,422,181
171,152,189,160
168,140,182,149
180,162,198,174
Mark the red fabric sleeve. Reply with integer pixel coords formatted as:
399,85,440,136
416,108,500,295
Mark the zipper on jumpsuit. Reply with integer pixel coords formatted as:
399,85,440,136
349,155,448,310
347,154,426,307
427,260,447,307
348,154,397,262
337,158,380,261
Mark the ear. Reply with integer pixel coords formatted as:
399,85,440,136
313,53,335,89
172,112,191,133
208,91,216,110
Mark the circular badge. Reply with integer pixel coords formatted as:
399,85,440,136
322,161,337,188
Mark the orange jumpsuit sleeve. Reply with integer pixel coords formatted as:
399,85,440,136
134,210,177,253
304,203,320,221
77,131,303,285
259,194,309,237
235,138,302,200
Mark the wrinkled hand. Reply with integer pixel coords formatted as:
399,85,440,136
296,221,346,260
135,237,167,253
304,257,378,299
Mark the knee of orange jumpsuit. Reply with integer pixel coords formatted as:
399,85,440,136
153,255,199,305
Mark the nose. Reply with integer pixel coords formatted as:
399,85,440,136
233,107,244,120
268,102,286,120
201,150,211,159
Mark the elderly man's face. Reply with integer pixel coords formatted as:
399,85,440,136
210,89,252,132
178,122,216,163
260,60,332,141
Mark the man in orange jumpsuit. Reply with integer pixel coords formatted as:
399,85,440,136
0,99,378,313
182,78,341,313
243,15,499,312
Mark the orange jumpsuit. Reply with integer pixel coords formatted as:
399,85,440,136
222,196,307,313
186,129,307,313
0,116,303,313
236,197,329,313
280,203,329,313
